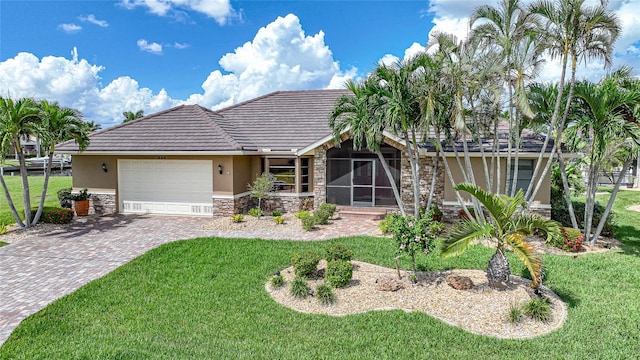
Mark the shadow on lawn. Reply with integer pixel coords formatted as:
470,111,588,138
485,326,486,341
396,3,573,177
43,213,150,239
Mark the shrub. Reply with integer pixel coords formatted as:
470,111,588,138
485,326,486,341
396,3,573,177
0,223,7,235
316,283,336,304
289,277,309,299
378,215,394,234
458,207,475,220
273,216,285,225
319,203,337,218
300,198,313,211
290,250,320,278
295,210,310,219
299,213,316,231
313,208,331,225
421,205,443,222
523,297,552,322
30,207,74,224
70,188,91,201
551,186,614,236
560,228,584,252
271,210,282,217
390,214,440,273
325,260,353,288
270,274,285,288
324,244,354,262
57,188,73,209
231,214,244,223
248,208,265,217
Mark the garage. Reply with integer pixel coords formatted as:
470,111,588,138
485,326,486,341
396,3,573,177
118,159,213,215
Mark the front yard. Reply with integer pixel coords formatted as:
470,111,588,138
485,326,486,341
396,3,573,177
0,176,72,225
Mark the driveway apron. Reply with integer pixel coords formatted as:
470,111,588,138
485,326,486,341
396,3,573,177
0,214,379,345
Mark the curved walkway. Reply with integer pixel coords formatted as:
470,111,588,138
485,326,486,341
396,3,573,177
0,214,379,345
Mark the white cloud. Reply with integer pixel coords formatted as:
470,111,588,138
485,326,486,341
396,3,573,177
58,23,82,33
78,14,109,27
137,39,163,54
0,49,179,127
120,0,236,25
173,42,190,49
185,13,356,108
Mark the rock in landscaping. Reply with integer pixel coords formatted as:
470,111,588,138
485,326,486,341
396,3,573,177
446,275,474,290
375,276,404,291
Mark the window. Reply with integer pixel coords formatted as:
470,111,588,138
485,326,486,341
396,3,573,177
508,159,533,194
300,158,310,192
268,158,295,192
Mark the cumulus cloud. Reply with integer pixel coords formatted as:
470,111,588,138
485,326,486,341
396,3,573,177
137,39,163,54
78,14,109,27
58,23,82,33
173,42,190,49
185,13,356,108
0,48,179,127
120,0,237,25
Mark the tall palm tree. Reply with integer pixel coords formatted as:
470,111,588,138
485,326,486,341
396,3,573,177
122,110,144,123
571,69,640,243
32,100,90,225
85,120,102,132
527,0,621,218
440,183,561,290
0,97,40,227
329,79,406,216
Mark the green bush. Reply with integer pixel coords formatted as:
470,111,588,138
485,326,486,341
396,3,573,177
316,283,336,304
325,260,353,288
231,214,244,223
378,215,394,234
551,186,614,236
289,277,309,299
421,205,443,222
319,203,337,218
290,250,320,278
299,213,316,231
270,274,285,288
324,244,354,262
313,208,331,225
30,207,74,224
248,208,265,217
271,210,282,217
295,210,310,219
57,187,73,209
273,216,285,225
523,297,551,322
0,223,7,235
508,303,522,323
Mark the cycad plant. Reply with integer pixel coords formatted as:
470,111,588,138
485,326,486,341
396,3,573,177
440,183,561,290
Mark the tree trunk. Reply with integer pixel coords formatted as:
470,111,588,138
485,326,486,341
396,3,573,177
486,249,511,290
0,173,25,227
377,151,405,216
557,151,579,229
426,149,439,210
15,142,32,227
33,150,55,225
591,159,632,244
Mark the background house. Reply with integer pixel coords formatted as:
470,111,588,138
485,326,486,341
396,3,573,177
56,89,553,217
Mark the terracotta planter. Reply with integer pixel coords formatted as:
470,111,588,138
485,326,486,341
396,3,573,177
74,199,90,216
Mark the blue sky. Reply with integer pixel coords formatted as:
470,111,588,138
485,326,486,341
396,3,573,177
1,0,639,128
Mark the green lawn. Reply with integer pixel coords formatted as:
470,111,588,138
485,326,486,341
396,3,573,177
1,191,639,359
0,176,72,225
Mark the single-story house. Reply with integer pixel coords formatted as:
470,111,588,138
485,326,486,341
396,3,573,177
56,89,553,217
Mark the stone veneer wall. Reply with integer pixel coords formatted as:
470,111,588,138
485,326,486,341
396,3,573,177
212,193,313,217
313,146,327,210
70,194,117,216
400,155,445,215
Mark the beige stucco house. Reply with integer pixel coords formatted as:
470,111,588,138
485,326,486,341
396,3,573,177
56,89,553,218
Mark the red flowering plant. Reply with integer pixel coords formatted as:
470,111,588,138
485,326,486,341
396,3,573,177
561,228,584,252
458,207,475,220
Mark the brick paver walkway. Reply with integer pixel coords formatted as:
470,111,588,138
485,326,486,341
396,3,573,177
0,214,379,346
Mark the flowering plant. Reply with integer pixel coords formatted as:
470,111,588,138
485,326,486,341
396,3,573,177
458,207,475,220
561,228,584,252
390,214,440,272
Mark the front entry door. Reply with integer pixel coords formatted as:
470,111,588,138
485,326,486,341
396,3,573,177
352,159,375,206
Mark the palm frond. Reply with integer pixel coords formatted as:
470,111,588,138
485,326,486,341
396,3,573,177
440,220,494,258
506,233,542,288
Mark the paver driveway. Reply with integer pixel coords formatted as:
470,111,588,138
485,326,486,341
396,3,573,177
0,214,379,345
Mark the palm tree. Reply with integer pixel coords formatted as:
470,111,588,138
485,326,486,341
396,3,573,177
440,183,561,290
85,120,102,132
32,100,90,225
527,0,621,218
0,97,40,227
329,79,406,216
122,110,144,123
571,69,640,243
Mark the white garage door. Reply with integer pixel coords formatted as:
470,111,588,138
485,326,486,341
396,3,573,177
118,159,213,215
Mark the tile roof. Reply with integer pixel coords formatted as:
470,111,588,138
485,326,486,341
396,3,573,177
56,89,348,153
56,89,552,154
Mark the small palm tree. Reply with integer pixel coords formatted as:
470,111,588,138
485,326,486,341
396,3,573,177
440,183,561,290
122,110,144,123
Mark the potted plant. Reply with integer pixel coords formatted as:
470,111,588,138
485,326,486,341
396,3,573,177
71,188,91,216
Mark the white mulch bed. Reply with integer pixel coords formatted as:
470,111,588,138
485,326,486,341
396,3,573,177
267,260,568,339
